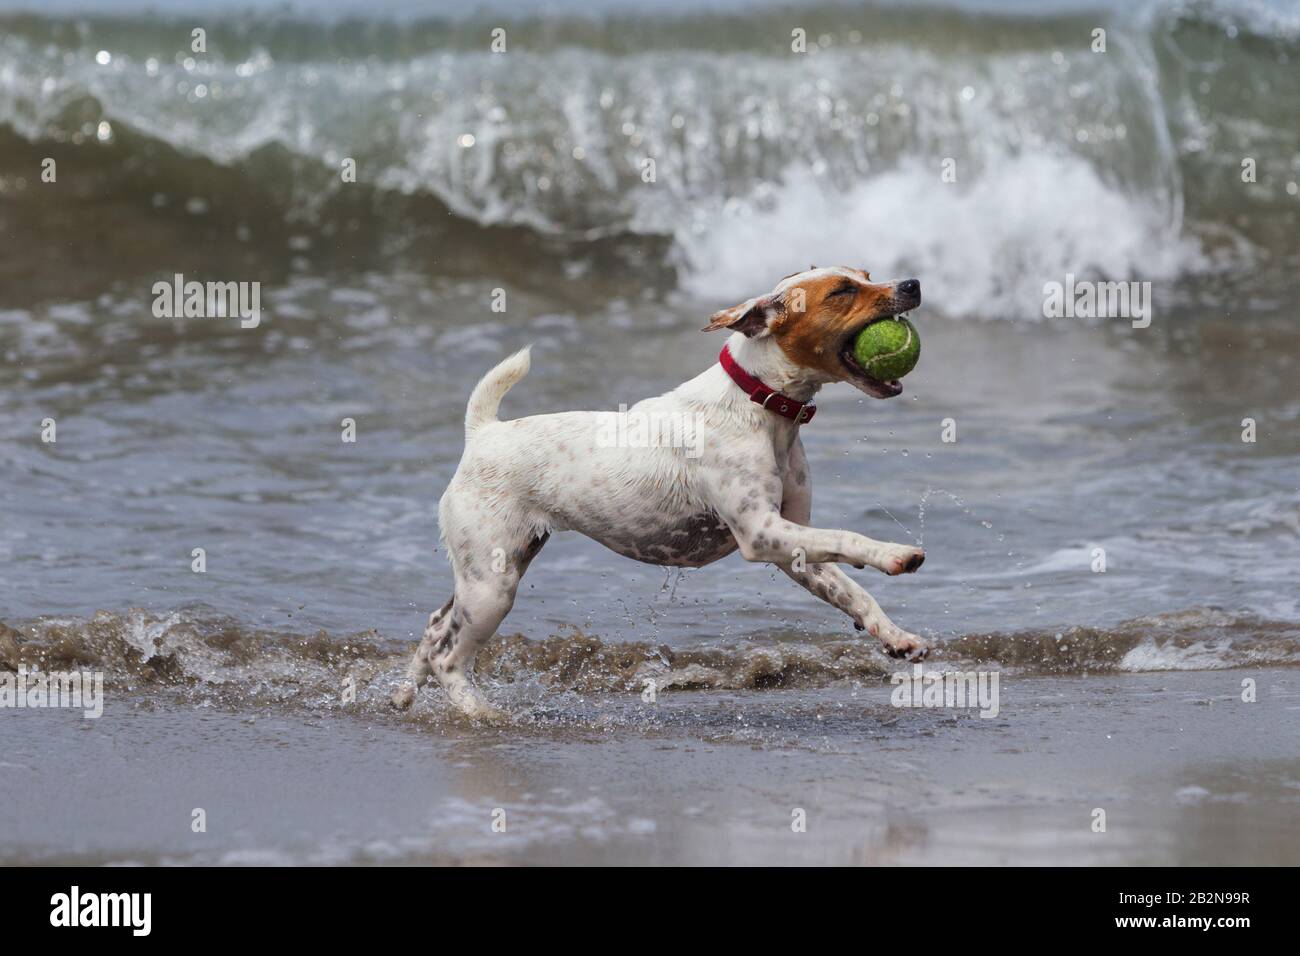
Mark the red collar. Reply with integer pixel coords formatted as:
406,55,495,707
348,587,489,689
719,344,817,425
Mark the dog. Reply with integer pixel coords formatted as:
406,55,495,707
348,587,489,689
392,267,927,719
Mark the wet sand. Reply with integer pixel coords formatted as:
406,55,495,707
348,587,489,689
4,668,1297,866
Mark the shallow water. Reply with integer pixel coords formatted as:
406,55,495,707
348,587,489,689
5,298,1298,656
2,0,1299,864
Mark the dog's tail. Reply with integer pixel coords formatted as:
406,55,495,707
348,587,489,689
464,346,532,438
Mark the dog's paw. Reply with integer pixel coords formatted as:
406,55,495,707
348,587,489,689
444,680,508,724
883,546,925,576
457,701,509,726
872,624,929,660
390,682,417,711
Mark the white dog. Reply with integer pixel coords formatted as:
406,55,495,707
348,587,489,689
393,267,927,719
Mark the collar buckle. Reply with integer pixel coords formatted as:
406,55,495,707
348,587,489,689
718,344,816,426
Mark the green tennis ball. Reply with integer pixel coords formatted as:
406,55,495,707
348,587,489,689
852,317,920,381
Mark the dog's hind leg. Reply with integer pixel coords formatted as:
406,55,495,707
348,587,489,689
433,526,549,720
392,508,549,719
391,596,454,710
425,580,515,720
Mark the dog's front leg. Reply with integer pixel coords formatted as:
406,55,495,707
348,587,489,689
730,511,923,573
712,462,924,575
769,439,928,659
779,560,928,659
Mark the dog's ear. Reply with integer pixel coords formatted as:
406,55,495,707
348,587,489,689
701,293,783,336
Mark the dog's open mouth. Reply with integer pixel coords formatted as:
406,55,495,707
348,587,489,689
837,311,910,399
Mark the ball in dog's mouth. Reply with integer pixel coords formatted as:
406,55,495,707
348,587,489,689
838,311,917,398
852,314,920,380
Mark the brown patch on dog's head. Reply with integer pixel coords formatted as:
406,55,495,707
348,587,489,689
704,267,921,399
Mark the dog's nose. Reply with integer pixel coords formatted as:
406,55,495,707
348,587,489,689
898,279,921,298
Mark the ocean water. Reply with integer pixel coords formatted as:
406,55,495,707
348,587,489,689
2,0,1299,864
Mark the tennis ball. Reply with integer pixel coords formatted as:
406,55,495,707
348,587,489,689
852,317,920,381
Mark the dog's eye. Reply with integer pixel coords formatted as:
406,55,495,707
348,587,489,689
829,284,856,298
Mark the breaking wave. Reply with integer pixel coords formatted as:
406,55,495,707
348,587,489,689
2,0,1298,316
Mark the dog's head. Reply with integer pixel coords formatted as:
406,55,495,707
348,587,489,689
703,267,921,399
